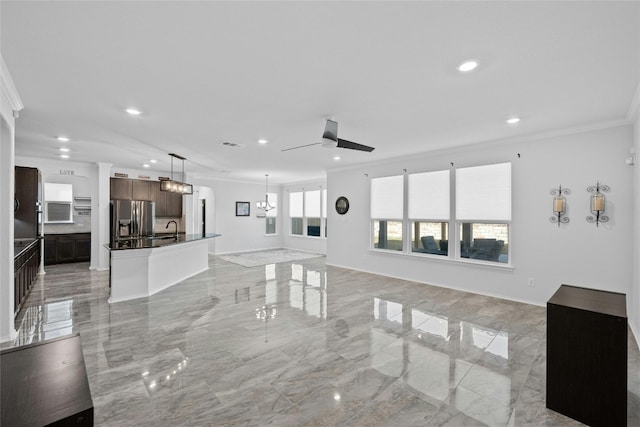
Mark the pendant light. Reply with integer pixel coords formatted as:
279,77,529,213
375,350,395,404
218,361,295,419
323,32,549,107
256,174,274,211
160,153,193,194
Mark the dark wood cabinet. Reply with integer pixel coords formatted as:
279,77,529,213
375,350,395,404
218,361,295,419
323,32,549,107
111,178,182,218
150,181,167,215
547,284,627,427
76,234,91,262
110,177,132,200
14,239,40,316
166,191,183,217
45,233,91,265
15,166,41,239
132,179,151,200
1,334,94,427
44,236,57,264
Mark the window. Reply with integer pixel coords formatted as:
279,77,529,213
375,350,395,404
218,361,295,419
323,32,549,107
289,192,303,235
305,190,321,237
408,170,449,256
456,163,511,263
369,162,511,265
288,187,328,238
322,189,327,237
371,175,403,251
265,192,278,235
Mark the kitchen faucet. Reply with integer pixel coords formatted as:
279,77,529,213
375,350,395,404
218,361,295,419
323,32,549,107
166,220,178,238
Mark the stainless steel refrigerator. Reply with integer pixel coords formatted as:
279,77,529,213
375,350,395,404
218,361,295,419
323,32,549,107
111,200,155,242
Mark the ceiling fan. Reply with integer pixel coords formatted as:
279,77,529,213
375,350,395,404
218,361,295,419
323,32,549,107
282,119,375,152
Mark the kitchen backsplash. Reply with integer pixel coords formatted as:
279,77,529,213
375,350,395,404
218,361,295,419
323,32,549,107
44,211,91,234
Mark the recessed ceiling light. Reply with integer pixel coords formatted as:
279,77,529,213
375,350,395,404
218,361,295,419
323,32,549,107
60,154,70,159
506,117,521,125
59,147,70,152
57,136,70,142
149,159,157,163
258,139,268,144
458,60,478,72
125,108,142,116
333,156,341,160
143,164,150,168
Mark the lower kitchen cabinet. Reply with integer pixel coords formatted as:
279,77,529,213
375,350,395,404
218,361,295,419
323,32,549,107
45,233,91,265
14,239,40,316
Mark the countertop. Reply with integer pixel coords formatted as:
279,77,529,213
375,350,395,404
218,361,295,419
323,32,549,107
548,284,627,318
14,238,40,258
106,233,221,251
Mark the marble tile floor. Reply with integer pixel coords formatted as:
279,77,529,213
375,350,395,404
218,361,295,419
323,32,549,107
4,256,640,426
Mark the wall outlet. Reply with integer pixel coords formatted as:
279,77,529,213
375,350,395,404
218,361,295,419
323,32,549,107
527,278,535,287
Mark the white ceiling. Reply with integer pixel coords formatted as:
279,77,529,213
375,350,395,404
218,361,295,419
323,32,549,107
2,1,639,185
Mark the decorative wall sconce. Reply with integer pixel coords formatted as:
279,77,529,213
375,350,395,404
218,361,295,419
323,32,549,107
586,181,609,227
549,185,570,226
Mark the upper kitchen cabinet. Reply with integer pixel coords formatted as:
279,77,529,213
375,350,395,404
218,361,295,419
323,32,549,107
165,192,183,218
132,180,151,201
110,178,132,200
111,178,182,218
14,166,42,239
151,181,182,217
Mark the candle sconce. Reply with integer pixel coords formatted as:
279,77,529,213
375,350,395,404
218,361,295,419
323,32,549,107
586,182,609,227
549,185,570,226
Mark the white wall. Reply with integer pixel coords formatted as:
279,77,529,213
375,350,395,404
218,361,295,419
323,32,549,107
632,109,640,338
327,125,635,315
281,180,327,255
195,178,282,254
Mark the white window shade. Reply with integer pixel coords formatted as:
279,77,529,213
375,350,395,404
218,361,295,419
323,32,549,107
289,192,303,217
45,183,73,202
321,189,327,218
305,190,321,217
408,170,449,220
456,163,511,221
266,193,278,217
371,175,403,219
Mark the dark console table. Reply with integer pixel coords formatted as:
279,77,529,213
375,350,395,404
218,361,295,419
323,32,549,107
547,284,627,427
1,334,94,426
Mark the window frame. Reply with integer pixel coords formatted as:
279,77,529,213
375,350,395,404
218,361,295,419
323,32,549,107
369,162,512,267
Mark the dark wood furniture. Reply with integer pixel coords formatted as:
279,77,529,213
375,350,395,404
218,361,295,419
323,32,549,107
110,177,182,217
1,334,94,426
44,233,91,265
14,238,40,316
15,166,42,239
547,284,627,427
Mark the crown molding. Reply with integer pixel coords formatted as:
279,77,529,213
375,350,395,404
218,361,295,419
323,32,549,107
1,55,24,112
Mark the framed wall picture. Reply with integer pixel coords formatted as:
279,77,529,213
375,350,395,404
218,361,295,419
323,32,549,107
236,201,250,216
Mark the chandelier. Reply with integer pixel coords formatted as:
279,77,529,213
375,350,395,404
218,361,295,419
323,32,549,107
256,174,274,212
160,153,193,194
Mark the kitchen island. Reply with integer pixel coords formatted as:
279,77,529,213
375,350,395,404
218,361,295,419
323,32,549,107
106,233,220,303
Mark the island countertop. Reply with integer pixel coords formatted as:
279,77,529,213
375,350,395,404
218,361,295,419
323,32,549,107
105,233,221,251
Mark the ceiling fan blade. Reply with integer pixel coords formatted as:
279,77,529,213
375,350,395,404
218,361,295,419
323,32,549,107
337,138,375,152
281,142,322,152
322,119,338,141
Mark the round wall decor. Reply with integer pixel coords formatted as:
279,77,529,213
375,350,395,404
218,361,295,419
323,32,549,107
335,196,350,215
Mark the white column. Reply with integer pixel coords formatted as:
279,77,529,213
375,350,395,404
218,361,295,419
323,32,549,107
1,55,23,342
92,162,111,270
